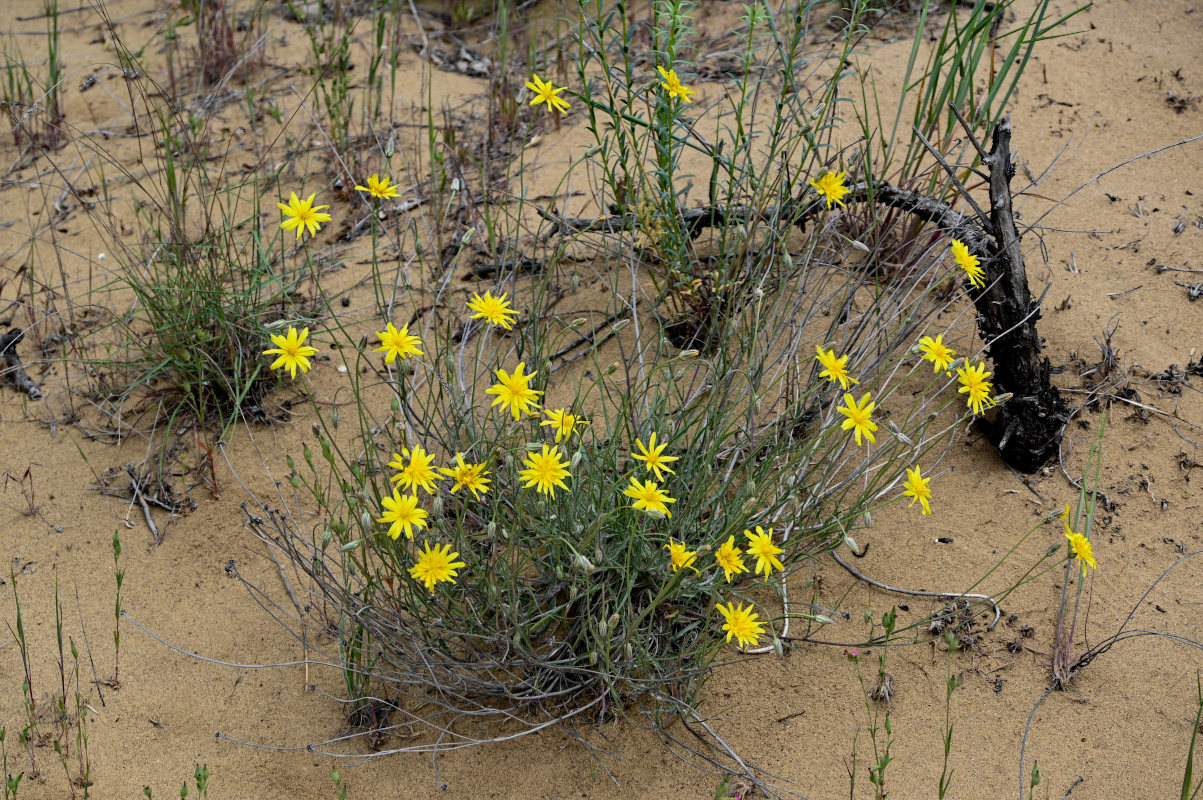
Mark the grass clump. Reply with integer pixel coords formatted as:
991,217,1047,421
225,0,1085,784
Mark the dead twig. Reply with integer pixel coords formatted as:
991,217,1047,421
0,328,43,400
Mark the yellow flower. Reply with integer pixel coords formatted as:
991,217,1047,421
409,540,467,593
623,477,677,518
388,444,442,495
917,333,957,374
485,362,543,420
714,535,748,583
815,344,858,389
837,392,878,446
440,453,491,499
809,171,851,209
376,488,428,541
354,174,400,199
716,601,765,650
656,66,696,103
524,73,570,114
951,239,985,289
374,321,423,363
277,191,332,240
744,526,783,581
956,360,995,416
663,538,698,573
466,289,520,330
263,325,318,379
541,408,588,443
632,432,680,481
902,465,932,515
519,444,572,497
1063,516,1097,578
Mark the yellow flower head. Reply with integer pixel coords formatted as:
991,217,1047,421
744,526,784,581
541,408,588,443
714,535,748,583
1064,522,1098,578
524,73,570,114
716,601,765,650
632,432,680,481
902,465,932,515
951,239,985,289
837,391,878,446
467,290,520,330
409,540,467,593
486,362,543,420
956,360,995,416
263,325,318,379
440,453,491,499
815,344,859,389
388,444,442,495
663,538,698,573
623,476,677,518
917,333,957,374
376,488,428,541
519,444,572,497
809,171,851,209
656,66,696,103
277,191,332,240
374,321,423,363
354,174,400,199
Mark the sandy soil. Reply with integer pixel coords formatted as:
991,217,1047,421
3,0,1203,798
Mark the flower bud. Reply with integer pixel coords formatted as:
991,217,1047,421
432,495,444,517
607,613,620,632
574,553,596,575
570,450,582,471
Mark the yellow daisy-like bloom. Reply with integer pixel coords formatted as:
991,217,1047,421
656,66,696,103
374,321,423,363
440,453,491,499
744,526,784,581
524,73,570,114
902,465,932,515
485,362,543,420
519,444,572,497
263,325,318,379
409,540,467,593
376,488,428,541
663,538,699,573
632,432,680,481
951,239,985,289
714,535,748,583
388,444,442,495
623,477,677,518
809,171,851,209
917,333,957,374
956,360,995,416
467,290,520,330
277,191,332,240
541,408,588,443
837,392,878,446
815,344,859,389
1063,514,1098,578
716,601,765,650
354,174,400,199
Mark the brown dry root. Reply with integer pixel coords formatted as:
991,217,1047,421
0,328,43,401
536,118,1067,471
797,118,1069,472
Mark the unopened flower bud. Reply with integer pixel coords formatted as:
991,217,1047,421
432,495,444,517
574,553,596,575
